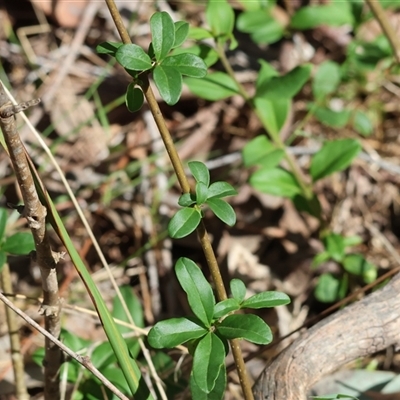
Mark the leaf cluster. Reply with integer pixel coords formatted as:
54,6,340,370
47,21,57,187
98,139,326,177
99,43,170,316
168,161,237,239
148,257,290,397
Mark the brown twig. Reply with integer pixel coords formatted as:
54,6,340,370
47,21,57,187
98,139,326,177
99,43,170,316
0,263,29,400
365,0,400,64
103,1,254,398
0,81,62,400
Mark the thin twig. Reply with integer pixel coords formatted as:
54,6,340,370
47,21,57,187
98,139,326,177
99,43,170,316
0,291,130,400
0,263,29,400
365,0,400,64
0,81,62,400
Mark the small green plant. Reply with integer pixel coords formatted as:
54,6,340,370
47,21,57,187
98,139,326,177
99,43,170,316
312,232,377,303
148,258,289,397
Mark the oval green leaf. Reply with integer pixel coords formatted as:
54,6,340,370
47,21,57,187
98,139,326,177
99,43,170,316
217,314,272,345
353,110,373,136
230,279,246,303
115,44,152,71
173,44,218,68
206,0,234,38
125,83,144,113
254,97,290,137
206,198,236,226
213,298,240,319
153,65,182,106
178,193,196,207
343,254,377,283
241,291,290,309
193,333,226,393
189,161,210,186
196,182,209,205
256,64,312,99
96,41,123,56
207,182,237,200
184,72,239,101
162,53,207,78
150,11,175,61
312,60,341,100
3,232,34,255
291,3,354,30
310,139,361,182
314,273,347,303
190,362,226,400
175,257,215,327
325,233,346,262
148,317,207,348
250,167,302,198
313,106,351,128
168,207,201,239
173,21,189,48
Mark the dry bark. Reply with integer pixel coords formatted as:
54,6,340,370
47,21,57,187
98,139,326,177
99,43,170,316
253,273,400,400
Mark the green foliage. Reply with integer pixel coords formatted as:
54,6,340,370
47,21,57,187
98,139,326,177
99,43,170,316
148,258,290,398
313,233,377,303
168,161,237,239
311,394,359,400
97,11,206,107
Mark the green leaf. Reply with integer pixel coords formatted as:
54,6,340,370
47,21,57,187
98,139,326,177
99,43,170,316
96,41,123,56
112,286,144,336
213,298,240,319
313,106,351,128
173,21,189,48
217,314,272,345
313,61,341,100
206,198,236,226
0,251,6,273
310,139,361,182
190,363,226,400
241,291,290,309
148,317,207,348
172,44,218,68
353,110,373,136
291,3,354,30
314,273,348,303
188,27,214,41
3,232,34,255
230,279,246,303
343,254,377,283
311,394,359,400
312,251,330,269
91,341,117,370
162,54,207,78
255,60,279,95
342,235,362,247
250,167,302,198
184,72,240,101
256,64,312,99
150,11,175,61
196,182,209,205
168,207,202,239
178,193,196,207
207,182,237,200
193,333,226,393
125,84,144,113
153,65,182,106
115,44,152,71
292,193,322,219
324,233,346,262
254,97,290,137
242,135,280,168
189,161,210,186
175,257,215,327
0,208,7,242
206,0,235,38
237,10,284,45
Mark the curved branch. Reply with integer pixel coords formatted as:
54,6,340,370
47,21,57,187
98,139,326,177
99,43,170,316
253,273,400,399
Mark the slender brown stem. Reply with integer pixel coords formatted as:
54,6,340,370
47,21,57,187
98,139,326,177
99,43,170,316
103,1,254,398
0,82,62,400
365,0,400,64
0,263,29,400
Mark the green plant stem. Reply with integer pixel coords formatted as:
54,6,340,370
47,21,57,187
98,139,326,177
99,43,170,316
216,42,313,200
103,1,254,398
365,0,400,64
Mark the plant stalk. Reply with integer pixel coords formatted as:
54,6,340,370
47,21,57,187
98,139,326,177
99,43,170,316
0,82,62,400
103,1,254,398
